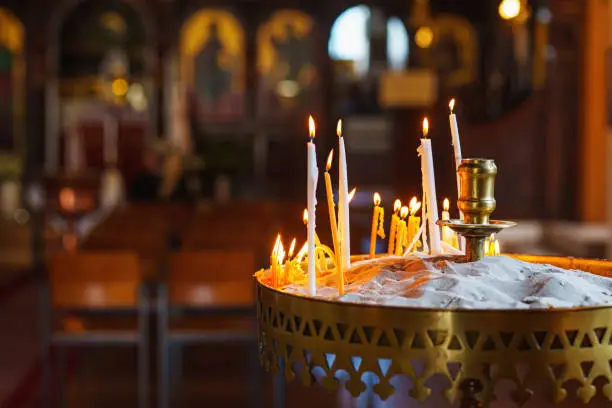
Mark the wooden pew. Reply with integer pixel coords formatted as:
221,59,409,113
158,250,260,408
43,251,149,408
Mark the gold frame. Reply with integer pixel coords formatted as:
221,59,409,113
257,255,612,406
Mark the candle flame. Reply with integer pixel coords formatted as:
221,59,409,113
326,149,334,171
348,187,357,203
443,198,450,211
393,199,402,213
422,118,429,138
494,240,501,256
278,241,286,264
409,197,421,216
288,238,297,258
272,234,281,257
295,242,308,262
336,119,342,137
373,192,381,206
308,115,316,139
303,209,308,225
400,206,409,219
449,98,455,113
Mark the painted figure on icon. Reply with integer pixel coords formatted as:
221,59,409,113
257,10,318,116
181,10,244,121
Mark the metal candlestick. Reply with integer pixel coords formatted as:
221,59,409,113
437,158,515,262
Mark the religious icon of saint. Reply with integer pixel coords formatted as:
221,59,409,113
180,10,245,121
257,11,318,116
194,21,232,107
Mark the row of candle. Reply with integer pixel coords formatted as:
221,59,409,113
370,195,459,258
299,99,465,296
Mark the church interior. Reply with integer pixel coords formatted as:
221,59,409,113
1,0,612,406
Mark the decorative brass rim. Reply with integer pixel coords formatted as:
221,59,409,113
257,255,612,406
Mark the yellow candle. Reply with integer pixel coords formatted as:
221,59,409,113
369,193,383,258
276,241,285,287
493,239,501,256
441,198,454,246
270,234,281,288
387,199,401,254
324,150,340,266
406,197,421,252
283,238,296,285
395,206,409,255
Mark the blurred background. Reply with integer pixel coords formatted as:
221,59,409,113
0,0,610,406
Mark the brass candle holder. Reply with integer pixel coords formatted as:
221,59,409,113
437,158,515,261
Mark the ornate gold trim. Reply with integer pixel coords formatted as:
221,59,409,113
257,255,612,405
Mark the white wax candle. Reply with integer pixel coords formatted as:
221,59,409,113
449,99,462,196
307,117,319,296
337,120,351,270
449,99,465,250
418,120,441,255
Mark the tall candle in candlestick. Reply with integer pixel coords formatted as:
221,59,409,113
394,206,409,255
418,118,442,255
337,119,351,270
369,193,384,258
387,199,401,254
306,116,319,296
406,197,421,251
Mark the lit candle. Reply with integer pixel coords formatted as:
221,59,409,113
277,240,285,287
284,238,297,285
307,115,319,296
485,234,501,256
441,198,455,246
417,118,442,255
449,99,462,201
337,119,351,271
369,193,384,258
449,99,465,250
387,199,402,254
493,239,501,256
406,197,422,252
270,234,281,288
394,206,409,255
324,150,340,264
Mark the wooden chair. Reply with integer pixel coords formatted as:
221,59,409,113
42,251,149,408
158,250,261,408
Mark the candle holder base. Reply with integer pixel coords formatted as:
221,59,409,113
437,219,516,262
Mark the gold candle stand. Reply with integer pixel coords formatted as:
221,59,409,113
257,158,612,407
257,256,612,406
437,158,515,262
